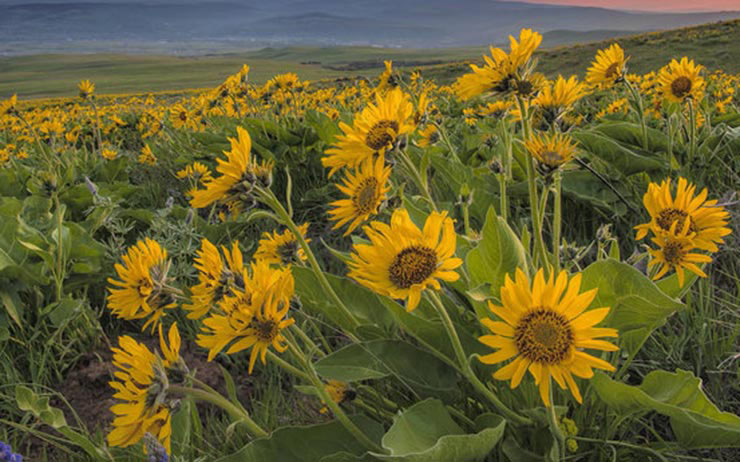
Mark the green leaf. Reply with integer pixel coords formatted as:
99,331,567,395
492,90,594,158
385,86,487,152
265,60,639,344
214,415,384,462
313,340,458,396
574,127,665,176
580,259,683,354
466,206,527,299
375,399,505,461
46,297,83,328
0,289,23,327
171,398,192,459
292,267,394,336
593,369,740,448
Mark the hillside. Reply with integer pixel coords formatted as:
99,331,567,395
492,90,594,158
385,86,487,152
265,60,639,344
2,19,740,99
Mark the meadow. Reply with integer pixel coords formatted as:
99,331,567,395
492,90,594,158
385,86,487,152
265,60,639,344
0,19,739,462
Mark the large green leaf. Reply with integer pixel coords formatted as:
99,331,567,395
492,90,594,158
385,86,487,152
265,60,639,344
313,340,458,395
292,267,394,336
580,259,683,354
592,121,670,154
466,207,527,299
214,416,384,462
574,127,664,176
593,370,740,448
375,399,505,461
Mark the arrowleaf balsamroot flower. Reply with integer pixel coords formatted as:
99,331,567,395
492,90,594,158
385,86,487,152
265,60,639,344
648,220,712,287
478,268,618,407
524,131,578,173
185,239,246,319
328,154,391,236
586,43,628,88
190,126,273,214
348,208,462,312
107,238,175,332
78,79,95,99
108,323,184,454
197,260,295,373
254,223,310,266
658,57,705,103
454,28,542,100
322,87,415,177
635,177,731,252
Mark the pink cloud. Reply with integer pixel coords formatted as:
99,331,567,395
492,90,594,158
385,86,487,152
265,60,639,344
520,0,740,12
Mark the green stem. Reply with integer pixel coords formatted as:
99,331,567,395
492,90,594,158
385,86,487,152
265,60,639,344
398,149,437,211
266,349,311,381
427,292,532,426
552,170,562,273
462,201,472,238
53,194,65,302
284,332,387,454
516,95,549,277
168,384,268,438
291,323,326,358
547,386,565,461
257,187,361,335
687,99,697,164
499,120,512,221
624,79,649,151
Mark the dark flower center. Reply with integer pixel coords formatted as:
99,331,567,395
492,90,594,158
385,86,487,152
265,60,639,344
514,308,574,364
605,62,620,80
671,76,692,99
277,240,300,265
388,246,438,289
656,208,697,234
353,177,380,215
365,120,399,151
662,240,685,267
253,319,279,343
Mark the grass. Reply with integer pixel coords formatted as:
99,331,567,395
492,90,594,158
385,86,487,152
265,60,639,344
4,19,739,100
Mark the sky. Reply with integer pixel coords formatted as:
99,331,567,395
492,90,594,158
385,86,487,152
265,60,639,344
522,0,740,12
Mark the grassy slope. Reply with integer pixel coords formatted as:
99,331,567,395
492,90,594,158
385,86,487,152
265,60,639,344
1,19,739,99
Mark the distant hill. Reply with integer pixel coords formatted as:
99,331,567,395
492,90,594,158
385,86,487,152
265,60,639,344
2,19,740,99
1,0,740,55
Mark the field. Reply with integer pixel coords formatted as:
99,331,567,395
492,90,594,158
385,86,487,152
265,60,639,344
1,19,740,462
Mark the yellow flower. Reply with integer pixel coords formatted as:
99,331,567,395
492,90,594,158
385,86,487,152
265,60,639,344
454,29,542,100
348,209,462,311
268,72,301,91
479,268,618,406
533,75,589,120
190,127,272,212
177,162,212,181
328,155,391,236
657,57,705,103
170,104,193,130
254,223,310,266
586,44,627,88
322,88,415,177
477,100,512,118
634,177,731,252
0,94,17,115
78,79,95,99
185,239,246,319
107,238,175,332
139,144,157,166
197,260,295,373
648,221,712,287
524,131,578,172
320,380,355,414
107,323,183,454
101,147,118,160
